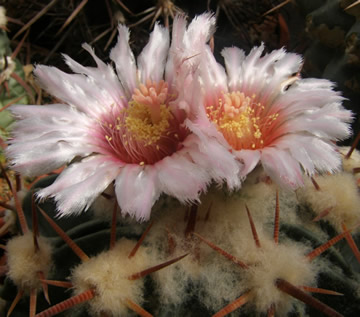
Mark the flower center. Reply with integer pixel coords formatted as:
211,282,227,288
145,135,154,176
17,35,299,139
124,101,172,146
98,80,185,165
206,92,278,150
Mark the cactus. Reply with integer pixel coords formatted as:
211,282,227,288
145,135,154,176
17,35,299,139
1,161,360,316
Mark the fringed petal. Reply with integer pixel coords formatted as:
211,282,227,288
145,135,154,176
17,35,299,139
7,142,90,177
222,44,302,105
138,23,170,83
270,81,344,119
169,12,215,65
34,65,124,117
110,25,137,98
182,12,215,55
234,149,261,179
273,135,342,174
281,102,353,141
155,152,210,203
64,44,126,108
7,105,94,176
166,13,216,88
261,147,304,190
37,156,122,216
237,44,266,93
115,165,160,221
221,46,246,91
9,104,90,140
185,119,241,189
198,47,228,106
256,51,301,105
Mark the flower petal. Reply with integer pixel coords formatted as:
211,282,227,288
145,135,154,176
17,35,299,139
234,149,261,179
110,25,137,98
115,165,160,221
166,13,216,88
269,79,344,119
221,46,246,91
169,13,215,63
138,23,170,83
37,156,122,216
7,104,94,176
34,65,124,118
261,147,304,189
64,43,126,108
280,101,353,141
185,119,241,189
273,135,342,174
222,44,302,105
9,104,90,140
199,47,228,103
155,152,210,203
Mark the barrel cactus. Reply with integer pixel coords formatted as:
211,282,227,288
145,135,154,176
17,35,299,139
0,3,360,317
1,165,360,316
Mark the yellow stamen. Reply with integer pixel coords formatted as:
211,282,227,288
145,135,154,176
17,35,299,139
124,101,172,146
206,91,278,150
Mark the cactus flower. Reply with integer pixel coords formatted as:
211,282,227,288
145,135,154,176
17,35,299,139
6,14,240,221
194,44,353,189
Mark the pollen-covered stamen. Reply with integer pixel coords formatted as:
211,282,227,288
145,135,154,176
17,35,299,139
123,102,172,146
97,80,187,165
206,91,279,150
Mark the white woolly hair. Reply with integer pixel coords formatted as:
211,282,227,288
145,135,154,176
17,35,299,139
146,178,294,312
297,173,360,231
6,231,53,291
145,173,323,314
149,214,214,307
151,247,203,306
146,198,242,309
197,255,243,311
340,146,360,174
71,238,154,317
205,199,317,315
241,237,316,314
152,240,242,311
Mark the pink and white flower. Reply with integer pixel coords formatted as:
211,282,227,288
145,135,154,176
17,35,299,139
194,44,352,189
6,14,240,221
